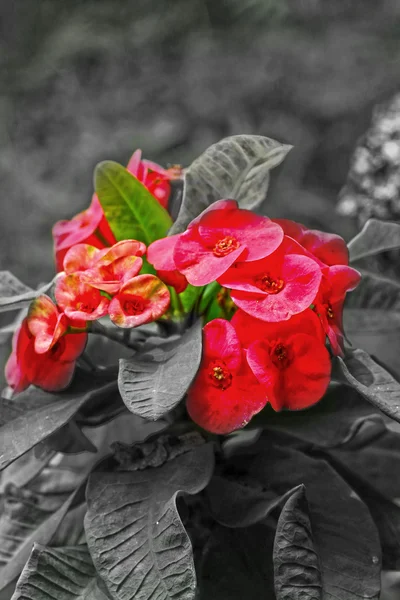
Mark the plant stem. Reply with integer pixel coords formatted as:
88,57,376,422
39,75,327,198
89,321,142,351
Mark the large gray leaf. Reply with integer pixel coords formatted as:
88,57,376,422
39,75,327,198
345,270,400,311
12,544,110,600
228,440,381,600
0,484,81,591
338,349,400,423
327,431,400,571
199,523,276,600
118,321,202,420
274,486,322,600
343,271,400,375
206,475,301,528
84,444,214,600
169,134,292,234
348,219,400,262
0,373,119,471
250,383,381,449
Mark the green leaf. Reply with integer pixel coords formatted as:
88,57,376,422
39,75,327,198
0,372,119,471
12,544,110,600
232,440,381,600
0,273,53,314
348,219,400,262
337,349,400,424
118,321,202,420
95,161,173,244
169,134,292,235
85,444,215,600
206,476,302,528
274,486,322,600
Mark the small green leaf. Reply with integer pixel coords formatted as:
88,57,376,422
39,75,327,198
85,444,215,600
274,486,322,600
12,544,110,600
170,134,292,235
337,349,400,424
95,161,173,245
348,219,400,262
118,321,202,420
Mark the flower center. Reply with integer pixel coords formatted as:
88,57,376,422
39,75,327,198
270,342,291,369
48,339,65,360
255,274,285,294
123,295,149,316
212,236,240,257
208,360,233,390
76,299,97,313
326,305,334,319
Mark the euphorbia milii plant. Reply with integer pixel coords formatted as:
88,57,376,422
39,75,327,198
1,134,398,600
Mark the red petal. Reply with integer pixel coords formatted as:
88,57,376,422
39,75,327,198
199,209,283,262
232,308,326,348
109,274,170,328
203,319,241,369
186,358,267,434
174,228,246,286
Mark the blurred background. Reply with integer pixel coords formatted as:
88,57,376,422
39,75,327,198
1,0,400,286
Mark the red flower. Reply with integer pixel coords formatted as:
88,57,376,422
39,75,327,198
26,295,68,354
108,274,170,328
173,200,284,286
53,195,116,272
186,319,268,434
78,240,146,294
273,218,349,266
5,319,87,393
314,265,361,356
219,237,322,322
147,234,188,293
55,274,110,321
232,310,331,411
127,150,182,210
63,243,108,275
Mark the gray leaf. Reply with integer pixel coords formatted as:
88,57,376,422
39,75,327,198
118,321,202,420
12,544,110,600
84,444,215,600
274,486,322,600
169,135,291,234
348,219,400,262
0,374,119,471
0,272,53,313
338,349,400,423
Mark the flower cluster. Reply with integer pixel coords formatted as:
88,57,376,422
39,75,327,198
4,145,360,436
52,149,181,271
6,149,176,394
148,200,361,434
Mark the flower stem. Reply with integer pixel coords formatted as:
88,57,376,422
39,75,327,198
89,321,142,351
